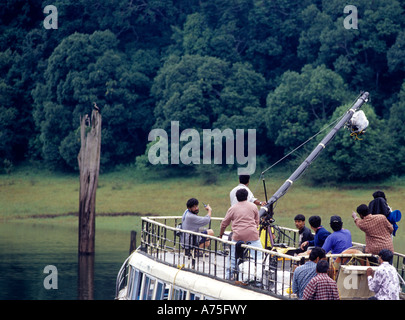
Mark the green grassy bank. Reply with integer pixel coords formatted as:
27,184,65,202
1,165,404,252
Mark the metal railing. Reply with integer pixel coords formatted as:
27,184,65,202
139,216,302,298
117,216,405,299
115,256,130,299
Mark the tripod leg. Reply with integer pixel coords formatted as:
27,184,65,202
267,226,275,248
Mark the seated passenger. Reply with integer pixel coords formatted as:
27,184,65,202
220,188,263,279
367,249,400,300
294,214,314,253
181,198,214,252
300,215,331,250
302,260,340,300
292,247,326,299
322,215,352,254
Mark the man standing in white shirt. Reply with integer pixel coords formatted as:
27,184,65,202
367,249,400,300
229,175,266,207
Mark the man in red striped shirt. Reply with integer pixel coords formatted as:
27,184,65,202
302,260,340,300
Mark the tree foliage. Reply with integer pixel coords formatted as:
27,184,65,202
265,64,349,151
0,0,405,182
32,30,159,169
305,104,396,184
152,54,266,132
388,81,405,175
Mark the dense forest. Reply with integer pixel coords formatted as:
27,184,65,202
1,0,405,183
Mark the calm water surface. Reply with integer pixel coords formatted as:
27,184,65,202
1,218,404,300
0,221,129,300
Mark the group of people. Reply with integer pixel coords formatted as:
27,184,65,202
292,246,400,300
296,190,398,258
292,190,401,300
180,175,264,272
179,175,402,300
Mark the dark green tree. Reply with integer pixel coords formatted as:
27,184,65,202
143,54,267,171
387,31,405,74
0,49,18,165
1,0,404,180
306,0,405,115
32,30,159,170
245,0,317,81
304,103,396,184
152,54,266,132
265,64,350,152
0,1,53,168
387,81,405,175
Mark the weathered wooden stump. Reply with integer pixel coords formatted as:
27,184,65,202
130,230,137,254
78,108,102,254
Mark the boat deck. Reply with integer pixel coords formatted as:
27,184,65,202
150,246,294,295
116,216,405,300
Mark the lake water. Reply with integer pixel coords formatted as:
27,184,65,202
0,221,129,300
1,218,404,300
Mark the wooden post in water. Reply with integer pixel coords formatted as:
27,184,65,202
78,107,102,254
78,253,94,300
130,230,137,254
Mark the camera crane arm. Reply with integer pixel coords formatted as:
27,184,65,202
259,91,369,220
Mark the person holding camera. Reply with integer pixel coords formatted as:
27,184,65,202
181,198,214,253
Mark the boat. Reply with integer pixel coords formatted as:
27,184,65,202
115,92,405,300
115,215,405,300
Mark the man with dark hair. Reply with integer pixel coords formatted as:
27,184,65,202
220,188,263,279
292,247,326,299
356,203,369,216
239,175,250,185
181,198,214,252
235,188,248,201
352,204,394,255
322,215,352,254
229,175,266,207
367,249,400,300
302,260,340,300
294,214,313,253
300,216,331,250
186,198,199,209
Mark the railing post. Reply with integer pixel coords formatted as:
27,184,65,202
130,230,137,254
138,216,304,298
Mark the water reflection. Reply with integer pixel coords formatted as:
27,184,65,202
0,221,129,300
78,254,94,300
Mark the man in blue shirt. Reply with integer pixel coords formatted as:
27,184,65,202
292,247,326,299
300,215,331,251
322,215,352,254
